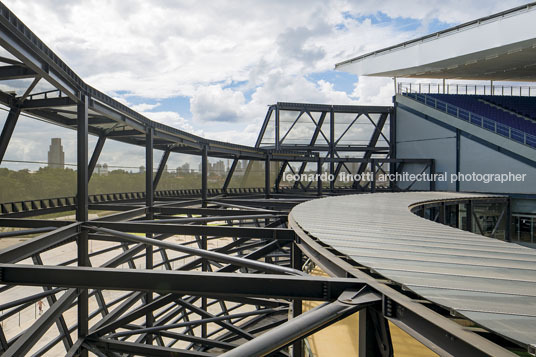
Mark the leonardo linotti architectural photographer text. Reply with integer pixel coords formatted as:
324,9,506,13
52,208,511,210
283,172,527,184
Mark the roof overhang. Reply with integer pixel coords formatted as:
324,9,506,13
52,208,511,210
336,3,536,82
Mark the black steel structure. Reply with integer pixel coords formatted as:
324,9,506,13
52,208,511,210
0,2,526,357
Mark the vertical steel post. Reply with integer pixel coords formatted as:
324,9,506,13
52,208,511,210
329,107,335,192
76,95,89,357
456,129,460,192
466,200,473,232
370,159,376,193
291,243,303,357
145,127,154,343
200,146,209,337
429,160,436,191
359,307,393,357
317,155,322,196
389,108,396,191
201,145,208,207
0,107,20,164
265,154,271,199
275,105,280,150
439,202,446,224
505,198,511,242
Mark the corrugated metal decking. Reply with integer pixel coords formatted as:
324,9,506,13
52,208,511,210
290,192,536,347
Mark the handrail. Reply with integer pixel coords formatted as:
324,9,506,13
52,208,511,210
401,92,536,149
398,82,536,97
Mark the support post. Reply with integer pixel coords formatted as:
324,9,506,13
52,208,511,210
145,127,154,344
76,95,89,357
329,107,335,192
429,160,436,191
359,307,393,357
0,107,21,164
466,200,473,232
439,203,446,224
201,145,208,207
291,243,303,357
456,129,460,192
275,105,280,150
389,108,396,191
370,159,376,193
505,198,511,242
317,155,322,196
265,154,271,199
88,134,106,180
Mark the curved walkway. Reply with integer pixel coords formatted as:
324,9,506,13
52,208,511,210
290,192,536,347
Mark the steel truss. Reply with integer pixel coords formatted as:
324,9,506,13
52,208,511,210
0,2,522,356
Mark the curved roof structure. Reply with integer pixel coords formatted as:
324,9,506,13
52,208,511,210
336,3,536,81
290,192,536,347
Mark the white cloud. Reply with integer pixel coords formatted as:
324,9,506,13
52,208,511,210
190,85,246,123
0,0,526,160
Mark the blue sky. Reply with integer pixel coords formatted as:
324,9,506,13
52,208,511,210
0,0,528,170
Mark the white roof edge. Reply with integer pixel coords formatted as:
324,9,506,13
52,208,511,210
335,2,536,70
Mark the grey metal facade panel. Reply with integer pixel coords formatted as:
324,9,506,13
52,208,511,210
290,192,536,346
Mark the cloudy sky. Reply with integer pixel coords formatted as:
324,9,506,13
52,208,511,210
0,0,528,171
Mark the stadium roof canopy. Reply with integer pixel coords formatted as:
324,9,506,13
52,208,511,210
335,3,536,82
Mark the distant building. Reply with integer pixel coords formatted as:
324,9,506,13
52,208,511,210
95,163,109,176
47,138,65,169
177,163,190,174
139,165,145,173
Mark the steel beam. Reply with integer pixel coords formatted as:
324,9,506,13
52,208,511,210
153,147,170,189
221,288,380,357
2,288,79,357
0,264,362,300
0,106,20,163
88,221,296,240
89,338,214,357
0,223,79,264
88,134,106,180
0,64,35,80
86,226,301,275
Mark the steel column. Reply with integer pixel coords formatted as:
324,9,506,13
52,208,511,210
317,155,322,196
265,154,271,199
77,94,89,357
201,145,208,207
505,198,511,242
359,307,393,357
466,200,473,232
291,243,303,357
389,108,396,191
275,105,280,150
145,127,154,343
329,107,335,192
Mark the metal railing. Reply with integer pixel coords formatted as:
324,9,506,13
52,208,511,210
402,92,536,149
398,82,536,97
